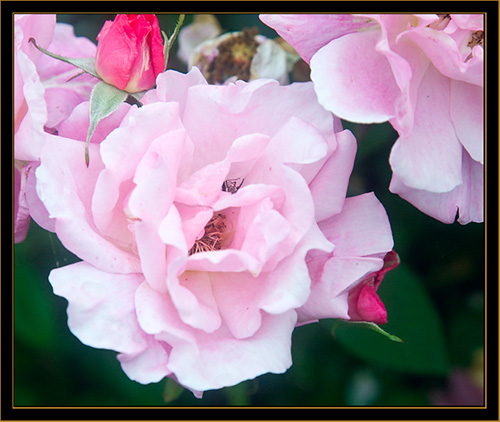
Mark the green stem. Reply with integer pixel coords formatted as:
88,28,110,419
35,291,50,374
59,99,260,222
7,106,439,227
163,14,186,70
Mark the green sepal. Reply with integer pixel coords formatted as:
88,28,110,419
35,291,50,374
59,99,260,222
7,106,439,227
29,38,99,79
85,81,128,166
332,319,404,343
162,378,185,404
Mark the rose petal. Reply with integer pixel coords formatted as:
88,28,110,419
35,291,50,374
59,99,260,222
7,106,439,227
390,149,483,224
298,256,384,322
389,64,463,193
450,79,484,164
36,135,140,273
308,129,357,222
311,30,400,123
319,193,394,257
49,262,147,354
118,337,171,384
259,14,376,64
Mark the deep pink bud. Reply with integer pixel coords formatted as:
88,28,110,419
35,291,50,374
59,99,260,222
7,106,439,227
348,250,400,324
95,14,165,93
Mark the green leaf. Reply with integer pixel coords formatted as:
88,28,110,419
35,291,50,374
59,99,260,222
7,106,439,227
334,264,450,375
29,37,99,78
85,81,128,166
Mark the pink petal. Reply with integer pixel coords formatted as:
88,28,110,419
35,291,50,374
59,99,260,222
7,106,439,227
400,26,483,86
259,224,332,315
449,14,484,31
99,103,184,178
15,14,56,60
131,220,168,293
118,337,171,384
14,48,48,161
36,135,140,273
450,79,483,164
308,129,357,222
267,116,328,164
14,165,31,243
311,30,400,123
57,101,131,143
389,64,463,193
166,311,297,392
319,193,394,258
372,15,431,136
49,262,147,354
174,270,222,332
93,102,184,234
259,14,376,64
37,23,97,80
181,78,336,173
389,149,483,224
186,249,260,274
210,271,266,339
349,281,388,324
147,66,208,109
298,256,384,322
95,15,137,90
129,129,187,223
25,161,55,233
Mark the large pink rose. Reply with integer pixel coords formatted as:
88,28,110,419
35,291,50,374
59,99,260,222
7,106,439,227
14,15,97,242
260,14,484,224
36,68,394,394
95,14,165,93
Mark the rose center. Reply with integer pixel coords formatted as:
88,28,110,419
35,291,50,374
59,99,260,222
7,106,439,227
189,213,228,255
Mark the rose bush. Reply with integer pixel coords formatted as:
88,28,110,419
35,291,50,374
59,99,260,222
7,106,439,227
32,67,395,394
14,14,97,242
95,14,165,93
260,14,484,224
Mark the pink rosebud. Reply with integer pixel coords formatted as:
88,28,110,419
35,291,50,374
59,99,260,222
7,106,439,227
347,250,400,324
95,14,165,93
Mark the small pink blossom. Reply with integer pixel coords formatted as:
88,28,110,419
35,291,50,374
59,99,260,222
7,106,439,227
37,68,394,394
260,14,484,224
95,14,165,93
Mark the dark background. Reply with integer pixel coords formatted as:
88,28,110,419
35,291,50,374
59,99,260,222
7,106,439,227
12,13,488,409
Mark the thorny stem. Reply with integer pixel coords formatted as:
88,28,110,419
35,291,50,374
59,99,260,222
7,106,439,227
163,14,186,70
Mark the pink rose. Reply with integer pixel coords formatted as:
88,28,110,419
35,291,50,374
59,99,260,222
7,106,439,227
261,14,484,224
37,68,394,394
95,14,165,93
14,15,97,242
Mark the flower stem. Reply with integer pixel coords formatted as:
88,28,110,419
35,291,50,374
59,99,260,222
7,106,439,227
163,14,186,70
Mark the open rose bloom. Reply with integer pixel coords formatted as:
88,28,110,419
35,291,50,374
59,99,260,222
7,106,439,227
260,14,484,224
33,67,395,394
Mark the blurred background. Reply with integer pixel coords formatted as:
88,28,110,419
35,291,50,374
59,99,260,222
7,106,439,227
13,14,485,407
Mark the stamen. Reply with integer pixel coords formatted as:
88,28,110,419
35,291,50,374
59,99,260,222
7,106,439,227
468,30,484,49
188,213,227,255
428,14,451,30
465,30,484,62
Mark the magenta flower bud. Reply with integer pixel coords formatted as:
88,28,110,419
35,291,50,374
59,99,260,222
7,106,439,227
95,14,165,93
